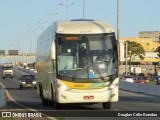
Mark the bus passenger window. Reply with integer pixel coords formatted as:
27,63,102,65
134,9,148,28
57,37,62,55
58,37,62,45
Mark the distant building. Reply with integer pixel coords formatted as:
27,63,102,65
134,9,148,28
120,38,160,62
139,31,160,43
120,37,160,52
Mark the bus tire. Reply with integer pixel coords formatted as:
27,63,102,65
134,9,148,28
102,102,111,109
39,83,48,106
19,84,23,89
51,84,59,109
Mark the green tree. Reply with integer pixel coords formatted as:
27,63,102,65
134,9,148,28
157,46,160,58
125,40,145,71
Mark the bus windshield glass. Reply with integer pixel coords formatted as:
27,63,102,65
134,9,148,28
56,34,118,80
2,66,13,70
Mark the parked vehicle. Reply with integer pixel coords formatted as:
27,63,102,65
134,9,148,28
138,73,145,76
121,72,137,79
36,19,120,109
135,76,149,84
1,63,13,79
19,75,37,89
151,76,157,82
156,76,160,85
122,75,134,83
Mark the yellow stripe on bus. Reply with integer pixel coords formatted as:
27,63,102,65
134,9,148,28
61,80,105,89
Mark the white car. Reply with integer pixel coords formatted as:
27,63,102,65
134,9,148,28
122,76,134,83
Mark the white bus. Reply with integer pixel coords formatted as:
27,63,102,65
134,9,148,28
2,63,13,79
36,19,119,109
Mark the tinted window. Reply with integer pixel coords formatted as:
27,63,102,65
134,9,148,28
139,73,145,76
21,75,35,80
124,76,133,78
137,77,148,80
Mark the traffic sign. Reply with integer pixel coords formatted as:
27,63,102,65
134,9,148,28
0,50,5,55
8,50,18,55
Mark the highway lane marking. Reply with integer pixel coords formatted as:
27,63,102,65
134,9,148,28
0,81,56,120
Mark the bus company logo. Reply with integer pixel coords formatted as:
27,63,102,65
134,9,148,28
2,112,11,117
74,84,84,88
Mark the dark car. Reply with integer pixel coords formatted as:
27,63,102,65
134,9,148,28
138,73,145,76
121,75,134,83
156,76,160,85
19,75,37,89
135,76,149,84
151,76,158,82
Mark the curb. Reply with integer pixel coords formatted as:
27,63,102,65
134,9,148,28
0,89,6,107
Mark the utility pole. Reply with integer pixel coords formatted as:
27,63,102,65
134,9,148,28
117,0,120,40
59,3,75,20
30,38,32,70
83,0,86,19
37,21,48,32
125,41,128,75
32,27,40,71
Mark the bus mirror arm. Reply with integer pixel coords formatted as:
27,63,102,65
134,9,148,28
52,59,56,71
51,41,56,59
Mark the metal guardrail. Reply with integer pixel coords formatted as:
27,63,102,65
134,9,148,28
120,80,160,96
0,89,6,107
16,67,37,76
16,67,160,96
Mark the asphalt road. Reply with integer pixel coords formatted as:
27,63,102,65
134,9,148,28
1,68,160,119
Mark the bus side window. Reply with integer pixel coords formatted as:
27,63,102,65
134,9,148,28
52,59,56,71
113,45,118,63
57,37,62,55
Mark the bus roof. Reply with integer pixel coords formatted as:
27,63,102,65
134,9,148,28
56,19,114,34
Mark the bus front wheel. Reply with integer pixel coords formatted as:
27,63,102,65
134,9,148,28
39,83,48,106
102,102,111,109
51,84,59,109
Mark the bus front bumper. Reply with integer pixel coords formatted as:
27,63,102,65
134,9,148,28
56,86,119,103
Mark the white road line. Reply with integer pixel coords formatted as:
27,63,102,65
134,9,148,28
0,81,56,120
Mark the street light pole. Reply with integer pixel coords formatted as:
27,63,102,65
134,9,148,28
37,21,48,32
83,0,86,19
59,3,75,20
32,27,40,71
125,41,128,75
30,37,32,70
46,12,58,22
117,0,120,40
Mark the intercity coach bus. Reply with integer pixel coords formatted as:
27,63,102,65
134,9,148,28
36,19,119,109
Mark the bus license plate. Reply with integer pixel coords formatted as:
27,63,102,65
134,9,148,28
27,84,32,87
84,96,94,100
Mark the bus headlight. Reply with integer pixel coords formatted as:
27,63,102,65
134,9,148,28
21,82,26,84
32,81,37,84
109,83,119,90
61,85,68,91
57,84,70,91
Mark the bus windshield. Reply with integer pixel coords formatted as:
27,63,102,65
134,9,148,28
2,66,13,70
56,34,118,80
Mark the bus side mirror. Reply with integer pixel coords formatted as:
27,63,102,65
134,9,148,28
51,41,55,59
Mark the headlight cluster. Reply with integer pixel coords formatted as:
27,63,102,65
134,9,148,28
58,84,71,91
109,83,119,90
32,81,37,84
21,82,26,84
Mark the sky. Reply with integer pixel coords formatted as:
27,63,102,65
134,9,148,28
0,0,160,53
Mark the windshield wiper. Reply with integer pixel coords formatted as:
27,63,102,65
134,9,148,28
72,68,83,81
92,62,105,81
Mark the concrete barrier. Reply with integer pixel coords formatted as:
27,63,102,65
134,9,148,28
0,89,6,107
17,67,160,97
120,80,160,96
16,67,36,75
